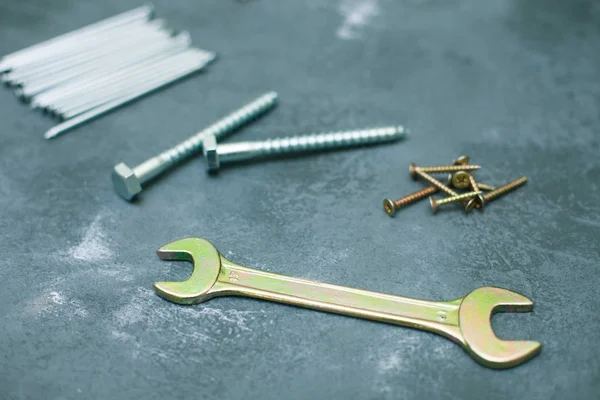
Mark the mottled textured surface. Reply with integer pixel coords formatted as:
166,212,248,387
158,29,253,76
0,0,599,399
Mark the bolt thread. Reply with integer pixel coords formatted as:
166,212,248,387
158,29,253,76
395,185,438,207
437,191,482,206
254,126,405,156
159,92,278,166
415,170,458,197
484,176,528,201
418,165,481,174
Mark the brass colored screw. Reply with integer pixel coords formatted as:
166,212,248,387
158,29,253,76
477,183,496,191
383,186,438,217
450,170,471,189
466,173,485,211
414,169,459,197
409,163,481,179
465,177,528,212
448,155,472,189
453,155,470,166
430,191,482,214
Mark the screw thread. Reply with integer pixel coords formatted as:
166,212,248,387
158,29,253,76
395,185,438,207
415,170,458,197
419,165,481,174
159,92,278,166
255,126,405,156
477,183,495,191
484,177,528,201
468,174,480,192
437,191,482,206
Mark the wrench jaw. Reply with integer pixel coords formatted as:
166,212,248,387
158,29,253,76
458,287,542,369
154,238,223,305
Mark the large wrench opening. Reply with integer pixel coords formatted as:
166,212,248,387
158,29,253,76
154,238,541,369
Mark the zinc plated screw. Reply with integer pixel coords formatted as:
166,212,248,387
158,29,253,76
465,177,528,212
383,186,438,217
111,91,278,201
430,191,482,214
202,126,406,173
409,163,481,180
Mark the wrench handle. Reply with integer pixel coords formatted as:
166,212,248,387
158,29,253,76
212,260,462,341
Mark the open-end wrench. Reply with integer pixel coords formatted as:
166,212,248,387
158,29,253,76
154,238,541,369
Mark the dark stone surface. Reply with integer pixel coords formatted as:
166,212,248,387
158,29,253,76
1,0,599,399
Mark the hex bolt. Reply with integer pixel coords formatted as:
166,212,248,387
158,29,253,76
383,186,438,217
409,163,480,180
111,92,278,201
429,191,482,214
465,177,528,212
202,126,406,173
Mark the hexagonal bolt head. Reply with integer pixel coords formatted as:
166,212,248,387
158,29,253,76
202,134,220,173
112,163,142,201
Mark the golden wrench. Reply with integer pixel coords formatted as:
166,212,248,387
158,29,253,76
154,238,541,369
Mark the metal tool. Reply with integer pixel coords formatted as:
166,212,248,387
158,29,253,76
43,51,217,139
202,126,406,172
110,92,278,200
154,238,541,369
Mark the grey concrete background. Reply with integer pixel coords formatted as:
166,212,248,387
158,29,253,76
0,0,599,399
